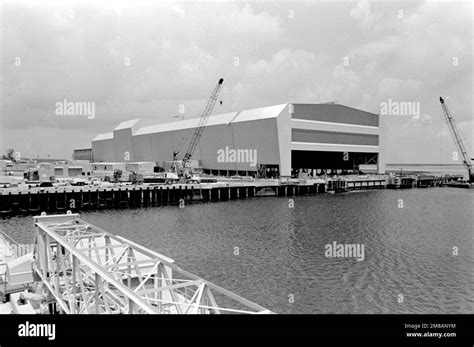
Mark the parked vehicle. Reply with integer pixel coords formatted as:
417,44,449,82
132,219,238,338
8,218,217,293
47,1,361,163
188,174,201,184
70,178,88,186
38,181,53,188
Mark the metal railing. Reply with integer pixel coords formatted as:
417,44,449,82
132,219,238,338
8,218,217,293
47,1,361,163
32,213,273,314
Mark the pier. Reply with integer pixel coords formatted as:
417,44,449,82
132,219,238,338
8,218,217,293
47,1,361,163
0,178,392,217
1,173,461,217
0,181,328,217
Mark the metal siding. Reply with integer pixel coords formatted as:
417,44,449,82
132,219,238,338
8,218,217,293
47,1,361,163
292,104,378,127
113,128,135,162
92,138,116,162
140,118,278,170
292,129,379,146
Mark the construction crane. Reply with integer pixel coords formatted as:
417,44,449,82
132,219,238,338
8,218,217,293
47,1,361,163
169,78,224,181
439,97,473,183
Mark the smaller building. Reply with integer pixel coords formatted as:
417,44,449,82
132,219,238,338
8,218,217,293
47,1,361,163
1,160,37,177
53,161,92,178
24,165,54,182
125,162,155,174
23,161,92,182
73,148,94,162
91,162,126,172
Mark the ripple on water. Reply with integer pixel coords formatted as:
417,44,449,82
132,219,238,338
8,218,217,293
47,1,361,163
0,189,472,314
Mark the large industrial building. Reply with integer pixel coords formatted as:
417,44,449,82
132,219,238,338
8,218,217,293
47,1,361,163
91,103,386,177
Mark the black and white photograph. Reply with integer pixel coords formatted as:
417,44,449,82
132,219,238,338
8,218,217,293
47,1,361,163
0,0,472,343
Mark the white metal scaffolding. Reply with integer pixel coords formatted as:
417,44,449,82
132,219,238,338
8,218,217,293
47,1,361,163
32,213,272,314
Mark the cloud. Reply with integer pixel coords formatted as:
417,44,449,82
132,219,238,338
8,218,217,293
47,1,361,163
0,1,471,163
377,78,422,99
350,0,381,29
1,2,283,131
230,48,333,108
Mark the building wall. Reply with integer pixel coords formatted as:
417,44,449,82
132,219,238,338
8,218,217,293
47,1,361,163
92,163,126,171
292,129,379,146
125,162,155,173
276,104,292,177
132,118,280,171
113,128,135,162
72,148,93,162
292,103,378,127
52,162,92,178
290,103,384,174
90,103,385,176
92,139,115,162
378,114,388,174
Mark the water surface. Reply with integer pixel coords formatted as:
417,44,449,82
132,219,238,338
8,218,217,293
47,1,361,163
1,188,472,314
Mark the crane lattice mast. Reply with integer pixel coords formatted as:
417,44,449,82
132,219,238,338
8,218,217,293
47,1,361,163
174,78,224,169
439,97,473,182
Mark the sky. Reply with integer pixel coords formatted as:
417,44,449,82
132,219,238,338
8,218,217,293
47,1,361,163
0,0,472,164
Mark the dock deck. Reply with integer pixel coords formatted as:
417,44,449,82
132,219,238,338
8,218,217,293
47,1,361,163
0,176,390,216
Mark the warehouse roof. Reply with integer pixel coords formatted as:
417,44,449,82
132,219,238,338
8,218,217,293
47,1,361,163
92,132,114,141
114,118,141,131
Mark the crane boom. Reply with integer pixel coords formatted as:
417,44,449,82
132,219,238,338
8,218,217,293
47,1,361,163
439,97,473,182
180,78,224,167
